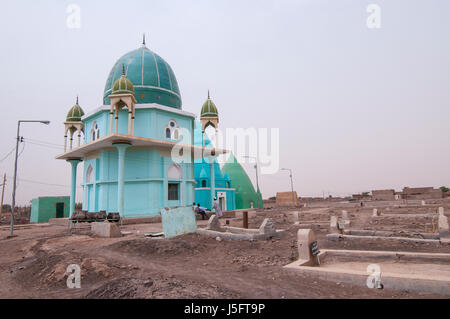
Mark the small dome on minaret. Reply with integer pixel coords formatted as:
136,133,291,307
66,96,85,122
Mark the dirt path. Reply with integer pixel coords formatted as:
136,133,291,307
0,200,449,298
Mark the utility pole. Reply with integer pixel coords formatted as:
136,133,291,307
281,168,295,207
10,120,50,237
243,156,261,209
0,174,5,214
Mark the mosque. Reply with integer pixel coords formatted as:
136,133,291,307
56,38,262,219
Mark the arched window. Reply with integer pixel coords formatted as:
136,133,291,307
168,163,182,179
86,165,94,183
164,119,181,140
201,180,206,187
91,121,100,141
226,181,230,188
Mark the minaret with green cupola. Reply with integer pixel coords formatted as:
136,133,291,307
108,64,137,135
200,90,220,208
64,96,85,151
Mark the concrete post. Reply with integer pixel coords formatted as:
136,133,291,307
113,143,130,219
68,159,82,218
243,211,248,229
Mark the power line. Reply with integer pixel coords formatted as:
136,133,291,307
24,138,64,147
6,175,72,188
0,146,16,163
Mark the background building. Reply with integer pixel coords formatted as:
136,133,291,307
30,196,69,223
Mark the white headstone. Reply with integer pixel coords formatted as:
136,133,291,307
292,211,300,224
438,207,449,238
297,229,319,266
330,216,338,233
342,210,349,220
259,218,276,235
206,215,222,231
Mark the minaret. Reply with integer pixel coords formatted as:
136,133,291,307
108,64,137,135
199,90,219,208
64,96,85,151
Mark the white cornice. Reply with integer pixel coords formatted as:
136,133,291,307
82,103,197,121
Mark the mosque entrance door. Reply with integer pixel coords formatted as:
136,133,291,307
217,192,226,211
55,202,65,218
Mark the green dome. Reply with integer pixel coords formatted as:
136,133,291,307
112,70,134,95
200,92,218,118
103,44,181,108
66,98,85,122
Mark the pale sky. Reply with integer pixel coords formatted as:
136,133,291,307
0,0,449,205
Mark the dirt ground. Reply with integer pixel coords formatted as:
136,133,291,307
0,199,449,299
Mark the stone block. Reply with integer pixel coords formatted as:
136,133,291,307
372,209,379,217
91,222,122,238
342,210,348,220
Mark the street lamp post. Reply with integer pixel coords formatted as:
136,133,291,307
281,168,295,207
243,155,261,209
10,120,50,237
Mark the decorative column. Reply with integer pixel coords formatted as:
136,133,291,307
67,159,82,218
113,142,131,219
163,159,168,207
115,107,119,134
69,132,73,150
128,110,132,135
210,155,215,209
131,109,135,136
109,109,114,134
77,129,81,146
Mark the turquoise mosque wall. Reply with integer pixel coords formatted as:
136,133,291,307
83,107,193,143
81,107,195,217
192,120,236,211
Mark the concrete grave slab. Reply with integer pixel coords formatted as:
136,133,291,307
197,218,285,241
285,249,450,295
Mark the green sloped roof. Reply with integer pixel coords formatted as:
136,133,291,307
221,153,261,209
66,98,85,122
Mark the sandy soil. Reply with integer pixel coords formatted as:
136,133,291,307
0,199,449,299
